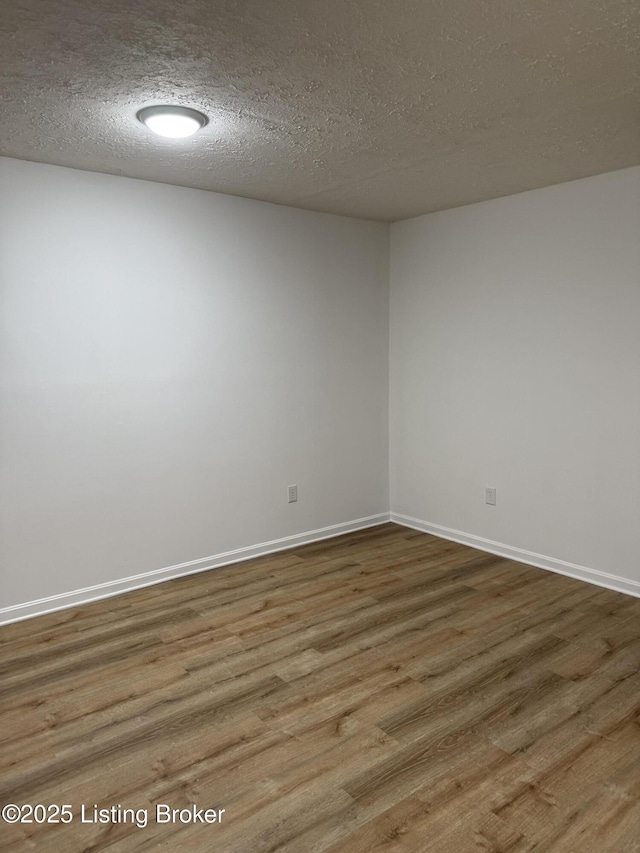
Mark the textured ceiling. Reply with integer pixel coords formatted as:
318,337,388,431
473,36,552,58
1,0,638,221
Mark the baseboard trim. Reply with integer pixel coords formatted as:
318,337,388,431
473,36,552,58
390,513,640,599
0,513,391,625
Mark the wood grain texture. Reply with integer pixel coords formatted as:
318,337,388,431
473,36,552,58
1,524,639,852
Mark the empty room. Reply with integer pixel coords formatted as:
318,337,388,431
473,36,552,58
1,1,639,851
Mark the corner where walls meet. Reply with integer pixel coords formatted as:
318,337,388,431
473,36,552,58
2,158,639,623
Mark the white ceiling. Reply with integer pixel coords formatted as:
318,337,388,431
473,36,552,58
1,0,638,222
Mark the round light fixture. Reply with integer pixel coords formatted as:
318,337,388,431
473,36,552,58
137,105,208,138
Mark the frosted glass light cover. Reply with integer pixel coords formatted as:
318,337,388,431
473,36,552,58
137,106,207,138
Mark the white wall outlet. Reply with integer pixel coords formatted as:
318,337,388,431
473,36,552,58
485,487,497,506
287,484,298,503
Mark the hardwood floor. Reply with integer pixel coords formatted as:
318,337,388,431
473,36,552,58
1,523,639,852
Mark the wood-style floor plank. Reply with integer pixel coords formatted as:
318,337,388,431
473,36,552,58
1,523,639,851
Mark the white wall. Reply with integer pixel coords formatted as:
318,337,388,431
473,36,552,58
3,158,638,618
390,167,640,591
0,157,389,613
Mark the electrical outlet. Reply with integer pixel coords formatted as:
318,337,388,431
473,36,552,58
287,484,298,503
485,487,497,506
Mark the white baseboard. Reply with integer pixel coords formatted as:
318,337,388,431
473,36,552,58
6,511,637,625
390,512,640,599
0,513,391,625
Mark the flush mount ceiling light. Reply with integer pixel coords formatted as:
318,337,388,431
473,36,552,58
137,105,208,138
